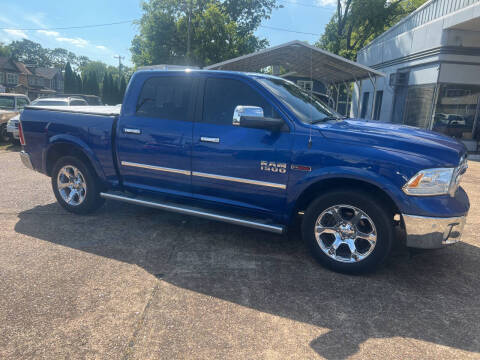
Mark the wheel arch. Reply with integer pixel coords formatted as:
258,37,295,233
44,138,105,181
293,177,402,221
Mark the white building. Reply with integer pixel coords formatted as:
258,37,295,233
353,0,480,153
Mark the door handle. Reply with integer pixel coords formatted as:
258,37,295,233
123,128,141,135
200,136,220,143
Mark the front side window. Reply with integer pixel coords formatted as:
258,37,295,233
0,96,14,109
203,77,278,125
136,76,193,121
257,77,338,124
0,72,4,84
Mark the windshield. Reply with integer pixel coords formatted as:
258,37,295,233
0,96,15,110
257,78,342,124
31,100,69,106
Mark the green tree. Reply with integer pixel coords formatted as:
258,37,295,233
316,0,428,60
74,73,83,93
119,76,127,102
131,0,277,68
9,39,51,66
64,62,76,92
0,42,11,57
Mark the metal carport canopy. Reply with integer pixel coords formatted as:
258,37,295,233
205,40,384,84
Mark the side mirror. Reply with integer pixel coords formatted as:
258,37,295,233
233,105,285,132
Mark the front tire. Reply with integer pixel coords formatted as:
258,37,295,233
51,156,105,214
302,189,394,274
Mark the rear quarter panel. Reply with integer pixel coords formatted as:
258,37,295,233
21,108,117,184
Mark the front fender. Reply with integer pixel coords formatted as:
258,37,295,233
286,166,410,221
43,135,106,181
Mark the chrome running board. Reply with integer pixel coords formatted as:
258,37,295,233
100,192,284,234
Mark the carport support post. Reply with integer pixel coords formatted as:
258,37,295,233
344,82,350,117
356,80,362,118
369,73,377,120
334,83,340,113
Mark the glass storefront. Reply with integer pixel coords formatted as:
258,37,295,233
432,84,480,140
403,85,436,128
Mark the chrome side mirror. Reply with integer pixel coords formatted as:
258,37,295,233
233,105,264,126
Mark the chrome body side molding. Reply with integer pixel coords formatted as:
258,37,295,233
192,171,286,189
121,161,191,176
100,192,285,234
120,161,287,189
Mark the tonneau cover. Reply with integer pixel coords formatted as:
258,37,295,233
25,105,121,116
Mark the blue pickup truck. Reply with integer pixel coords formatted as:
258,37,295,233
18,70,469,273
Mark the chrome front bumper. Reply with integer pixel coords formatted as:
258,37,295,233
402,214,467,249
20,151,34,170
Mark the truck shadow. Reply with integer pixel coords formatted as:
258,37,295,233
14,201,480,359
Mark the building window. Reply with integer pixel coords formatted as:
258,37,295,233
297,80,313,92
0,72,4,84
360,92,370,118
403,85,435,128
6,73,18,85
373,90,383,120
432,84,480,140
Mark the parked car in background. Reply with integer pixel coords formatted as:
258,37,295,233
51,94,103,106
7,97,87,142
30,97,88,107
0,93,30,142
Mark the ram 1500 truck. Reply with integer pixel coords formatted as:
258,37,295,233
18,70,469,273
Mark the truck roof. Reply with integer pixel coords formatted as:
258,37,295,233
133,69,283,81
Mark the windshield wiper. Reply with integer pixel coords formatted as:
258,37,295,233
310,116,343,124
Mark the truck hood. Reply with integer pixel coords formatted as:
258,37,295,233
319,119,466,167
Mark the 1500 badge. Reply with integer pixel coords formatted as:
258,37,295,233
261,161,287,173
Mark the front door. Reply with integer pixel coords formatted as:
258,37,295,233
191,75,293,221
116,75,197,197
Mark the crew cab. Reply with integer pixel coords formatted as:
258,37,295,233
18,70,470,273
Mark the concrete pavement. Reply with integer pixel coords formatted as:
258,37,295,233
0,148,479,359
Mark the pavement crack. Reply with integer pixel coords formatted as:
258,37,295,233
122,283,160,360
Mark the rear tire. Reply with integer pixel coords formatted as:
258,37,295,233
51,156,105,214
302,189,394,274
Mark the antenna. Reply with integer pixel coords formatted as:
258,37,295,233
114,55,125,78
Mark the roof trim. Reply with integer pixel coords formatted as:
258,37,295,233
205,40,384,82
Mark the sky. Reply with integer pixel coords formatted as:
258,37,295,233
0,0,336,67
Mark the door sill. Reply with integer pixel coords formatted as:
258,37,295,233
100,191,285,234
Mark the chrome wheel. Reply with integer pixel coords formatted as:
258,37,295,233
57,165,87,206
315,204,377,263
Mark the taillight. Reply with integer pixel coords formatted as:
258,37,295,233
18,121,26,146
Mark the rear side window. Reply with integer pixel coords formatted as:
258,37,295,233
202,77,278,125
136,76,194,121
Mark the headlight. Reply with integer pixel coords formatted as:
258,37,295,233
403,168,454,196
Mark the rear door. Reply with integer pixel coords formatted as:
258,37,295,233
116,74,197,197
191,75,293,220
